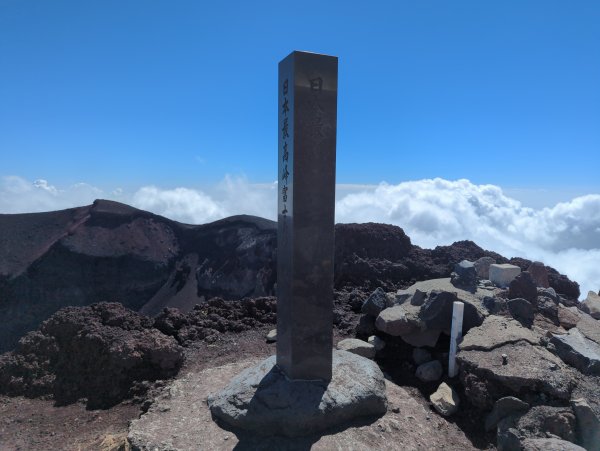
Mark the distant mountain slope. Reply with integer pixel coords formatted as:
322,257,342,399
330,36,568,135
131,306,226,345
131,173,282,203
0,199,579,351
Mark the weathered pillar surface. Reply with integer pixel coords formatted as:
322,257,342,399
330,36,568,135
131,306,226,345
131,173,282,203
277,51,338,381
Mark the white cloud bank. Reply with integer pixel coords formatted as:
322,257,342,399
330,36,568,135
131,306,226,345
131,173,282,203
1,175,599,298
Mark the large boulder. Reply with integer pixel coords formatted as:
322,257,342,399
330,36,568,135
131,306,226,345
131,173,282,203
394,278,491,327
550,328,600,375
527,261,550,288
0,302,184,408
508,272,538,302
375,306,418,336
458,341,574,409
581,291,600,320
450,260,477,289
571,397,600,451
419,290,484,332
459,316,541,351
207,351,387,437
507,298,535,326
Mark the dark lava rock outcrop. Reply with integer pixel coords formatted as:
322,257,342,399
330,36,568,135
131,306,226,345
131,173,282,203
0,302,184,408
154,296,277,346
0,201,276,351
0,199,581,351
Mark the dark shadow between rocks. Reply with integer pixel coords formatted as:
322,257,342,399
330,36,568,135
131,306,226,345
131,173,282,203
378,334,496,449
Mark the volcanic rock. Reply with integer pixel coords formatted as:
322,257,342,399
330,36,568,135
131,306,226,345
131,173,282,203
497,405,580,451
515,405,577,443
368,335,385,352
429,382,459,416
482,296,507,315
375,306,418,336
458,340,573,409
520,438,585,451
496,417,521,451
266,329,277,343
581,291,600,320
571,397,600,451
337,338,376,359
484,396,529,432
527,261,550,288
154,297,277,345
508,272,538,302
410,288,427,306
550,328,600,375
0,302,184,408
558,305,582,330
0,204,278,352
415,360,443,382
356,314,377,336
206,351,387,437
459,316,541,351
576,312,600,345
361,287,390,317
0,201,581,353
450,260,477,289
474,256,496,280
412,348,432,365
536,295,560,324
420,290,485,332
538,286,559,302
401,329,441,347
548,272,580,304
507,298,534,326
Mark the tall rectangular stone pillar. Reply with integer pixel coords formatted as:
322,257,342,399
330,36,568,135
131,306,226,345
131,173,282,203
277,51,338,381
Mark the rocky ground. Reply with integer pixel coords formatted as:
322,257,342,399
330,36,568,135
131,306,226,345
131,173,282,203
0,200,579,351
0,203,597,450
1,265,597,449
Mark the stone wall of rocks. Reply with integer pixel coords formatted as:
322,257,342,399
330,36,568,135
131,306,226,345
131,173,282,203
341,259,600,450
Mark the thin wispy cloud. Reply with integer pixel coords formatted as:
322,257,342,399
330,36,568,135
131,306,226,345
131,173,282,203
1,175,598,298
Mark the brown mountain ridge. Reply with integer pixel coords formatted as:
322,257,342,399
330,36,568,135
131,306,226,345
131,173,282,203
0,199,579,352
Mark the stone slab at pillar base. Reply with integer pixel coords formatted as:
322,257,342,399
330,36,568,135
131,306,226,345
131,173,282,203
207,350,387,437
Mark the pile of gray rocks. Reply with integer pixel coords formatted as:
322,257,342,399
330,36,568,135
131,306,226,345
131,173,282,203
338,258,600,450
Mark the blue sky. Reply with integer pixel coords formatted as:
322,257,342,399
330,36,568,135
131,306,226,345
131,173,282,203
1,1,599,193
1,1,600,294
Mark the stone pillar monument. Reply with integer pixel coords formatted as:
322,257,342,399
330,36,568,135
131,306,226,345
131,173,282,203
207,52,386,437
277,51,338,381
